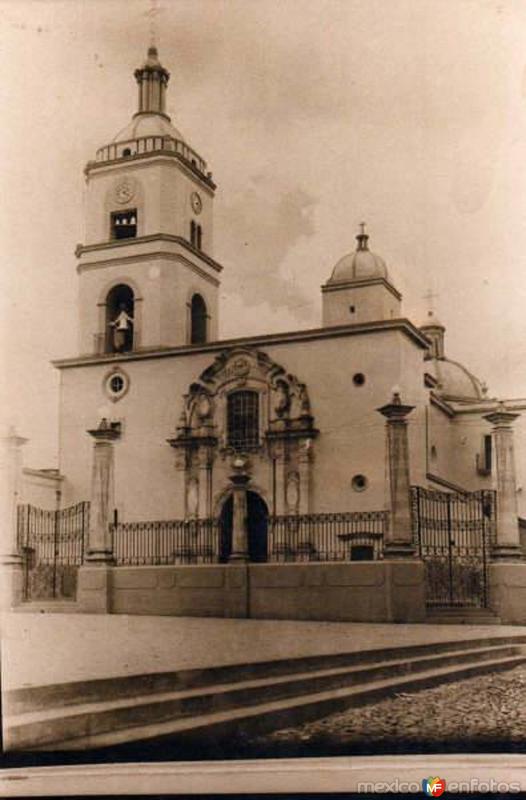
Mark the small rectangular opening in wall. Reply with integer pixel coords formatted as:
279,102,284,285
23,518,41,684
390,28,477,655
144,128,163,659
476,434,492,475
111,209,137,240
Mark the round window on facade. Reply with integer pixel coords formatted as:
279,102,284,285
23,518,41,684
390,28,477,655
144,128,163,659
353,373,366,387
352,474,368,492
104,369,129,402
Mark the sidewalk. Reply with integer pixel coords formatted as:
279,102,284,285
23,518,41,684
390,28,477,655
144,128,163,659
3,612,526,691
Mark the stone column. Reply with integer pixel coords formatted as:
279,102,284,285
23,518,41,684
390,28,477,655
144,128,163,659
0,426,28,609
77,419,120,613
484,404,522,561
228,457,250,563
377,392,416,557
85,419,120,562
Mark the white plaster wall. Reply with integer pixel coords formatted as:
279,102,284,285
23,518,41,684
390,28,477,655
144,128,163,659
57,328,429,521
19,472,60,509
84,158,213,247
322,283,401,326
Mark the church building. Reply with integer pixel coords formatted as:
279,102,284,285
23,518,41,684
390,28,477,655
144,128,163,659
7,46,526,625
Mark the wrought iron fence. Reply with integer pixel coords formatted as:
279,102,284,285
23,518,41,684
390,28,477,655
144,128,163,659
411,486,496,608
17,502,89,600
112,518,221,565
268,511,387,562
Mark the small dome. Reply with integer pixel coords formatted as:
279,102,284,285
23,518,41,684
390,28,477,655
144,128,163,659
328,228,389,284
112,113,185,144
430,357,486,401
420,309,444,329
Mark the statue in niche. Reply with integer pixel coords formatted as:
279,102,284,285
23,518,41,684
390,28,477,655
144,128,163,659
109,303,134,352
274,380,291,418
298,383,311,416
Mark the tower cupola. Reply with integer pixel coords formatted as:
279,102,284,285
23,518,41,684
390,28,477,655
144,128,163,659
322,224,402,326
420,309,445,360
134,45,170,117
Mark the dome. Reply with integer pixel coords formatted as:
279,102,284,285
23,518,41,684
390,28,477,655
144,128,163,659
328,229,389,284
420,309,444,329
429,357,486,401
112,113,185,144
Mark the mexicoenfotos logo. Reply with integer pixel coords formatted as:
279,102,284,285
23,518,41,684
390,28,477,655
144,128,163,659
422,776,446,796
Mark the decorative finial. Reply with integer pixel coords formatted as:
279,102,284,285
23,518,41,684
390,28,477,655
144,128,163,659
147,0,159,50
356,221,369,251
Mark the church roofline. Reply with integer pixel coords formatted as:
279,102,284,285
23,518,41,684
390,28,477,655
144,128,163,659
426,472,469,493
52,317,430,370
450,399,526,414
320,276,402,302
75,234,223,274
429,392,455,418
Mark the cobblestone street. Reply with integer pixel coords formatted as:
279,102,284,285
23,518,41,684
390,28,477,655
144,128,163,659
245,665,526,757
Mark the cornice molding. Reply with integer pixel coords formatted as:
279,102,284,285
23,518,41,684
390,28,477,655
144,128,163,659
321,276,402,302
77,250,220,288
429,392,455,418
85,151,216,192
426,472,468,494
76,234,223,275
53,317,430,370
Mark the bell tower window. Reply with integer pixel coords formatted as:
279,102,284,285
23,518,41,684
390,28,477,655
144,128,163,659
190,293,207,344
105,284,135,353
227,391,259,450
111,209,137,240
190,220,203,250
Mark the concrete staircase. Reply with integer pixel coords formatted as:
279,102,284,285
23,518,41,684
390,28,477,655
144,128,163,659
5,635,526,751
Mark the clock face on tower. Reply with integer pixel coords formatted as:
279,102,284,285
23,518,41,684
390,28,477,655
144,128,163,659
191,191,202,215
114,179,135,205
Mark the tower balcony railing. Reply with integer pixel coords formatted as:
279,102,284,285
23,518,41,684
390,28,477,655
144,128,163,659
94,135,208,177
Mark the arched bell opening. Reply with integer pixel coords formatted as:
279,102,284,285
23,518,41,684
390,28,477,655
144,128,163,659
105,284,135,353
190,293,208,344
218,491,269,563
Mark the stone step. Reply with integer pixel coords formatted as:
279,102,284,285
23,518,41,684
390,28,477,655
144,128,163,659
6,642,526,750
33,652,526,751
426,608,502,625
8,633,526,715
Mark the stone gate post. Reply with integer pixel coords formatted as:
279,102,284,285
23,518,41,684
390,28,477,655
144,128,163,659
484,404,526,623
377,392,416,557
376,393,426,622
228,456,250,563
483,404,522,561
77,418,120,612
0,426,27,609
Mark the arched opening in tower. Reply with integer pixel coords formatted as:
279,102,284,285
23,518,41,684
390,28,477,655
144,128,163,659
105,284,135,353
190,293,207,344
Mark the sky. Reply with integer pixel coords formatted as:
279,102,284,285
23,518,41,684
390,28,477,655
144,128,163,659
2,0,526,467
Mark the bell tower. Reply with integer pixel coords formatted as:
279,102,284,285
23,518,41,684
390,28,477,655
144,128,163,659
77,46,222,356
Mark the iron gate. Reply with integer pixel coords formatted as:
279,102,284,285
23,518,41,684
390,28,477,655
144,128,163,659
411,486,496,608
17,502,89,601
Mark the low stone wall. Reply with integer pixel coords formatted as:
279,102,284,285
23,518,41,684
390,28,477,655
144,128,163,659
248,561,426,623
74,560,426,623
489,563,526,625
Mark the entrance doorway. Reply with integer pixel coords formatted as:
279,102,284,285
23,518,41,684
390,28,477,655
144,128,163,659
219,491,268,563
